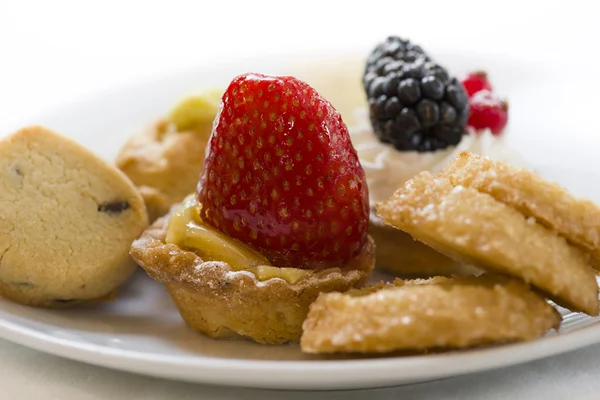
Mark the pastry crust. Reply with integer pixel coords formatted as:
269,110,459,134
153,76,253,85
116,119,212,222
440,151,600,267
376,172,599,315
130,215,375,344
301,275,561,354
370,211,478,277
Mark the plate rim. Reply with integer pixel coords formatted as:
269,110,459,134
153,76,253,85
0,309,599,389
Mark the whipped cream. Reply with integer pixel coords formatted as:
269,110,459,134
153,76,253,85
349,109,518,205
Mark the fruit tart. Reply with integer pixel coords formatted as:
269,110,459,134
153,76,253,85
130,73,375,344
353,36,515,277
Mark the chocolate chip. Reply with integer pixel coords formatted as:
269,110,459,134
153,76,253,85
11,282,34,288
52,298,78,304
8,165,23,185
98,201,130,214
0,247,9,266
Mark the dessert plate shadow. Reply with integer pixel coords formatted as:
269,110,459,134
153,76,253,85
0,51,599,390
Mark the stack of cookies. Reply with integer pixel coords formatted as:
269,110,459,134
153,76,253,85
300,151,600,354
378,151,600,315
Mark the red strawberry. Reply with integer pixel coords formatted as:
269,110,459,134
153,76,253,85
197,73,369,269
461,71,493,98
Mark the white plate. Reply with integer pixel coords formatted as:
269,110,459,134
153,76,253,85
1,50,600,391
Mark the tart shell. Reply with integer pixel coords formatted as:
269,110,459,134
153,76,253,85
130,215,375,344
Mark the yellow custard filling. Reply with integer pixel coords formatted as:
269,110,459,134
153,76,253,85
165,197,311,284
167,89,223,131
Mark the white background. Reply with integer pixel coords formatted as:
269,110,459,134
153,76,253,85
1,0,600,398
2,0,598,125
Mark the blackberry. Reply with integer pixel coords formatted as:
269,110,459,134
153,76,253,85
364,36,469,152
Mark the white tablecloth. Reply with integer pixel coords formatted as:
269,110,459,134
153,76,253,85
1,1,599,398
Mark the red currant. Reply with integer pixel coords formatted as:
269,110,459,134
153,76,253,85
467,90,508,135
461,71,493,98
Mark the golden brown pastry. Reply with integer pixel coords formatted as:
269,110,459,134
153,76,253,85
116,90,221,222
301,275,561,354
377,171,599,315
440,151,600,267
369,213,478,277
